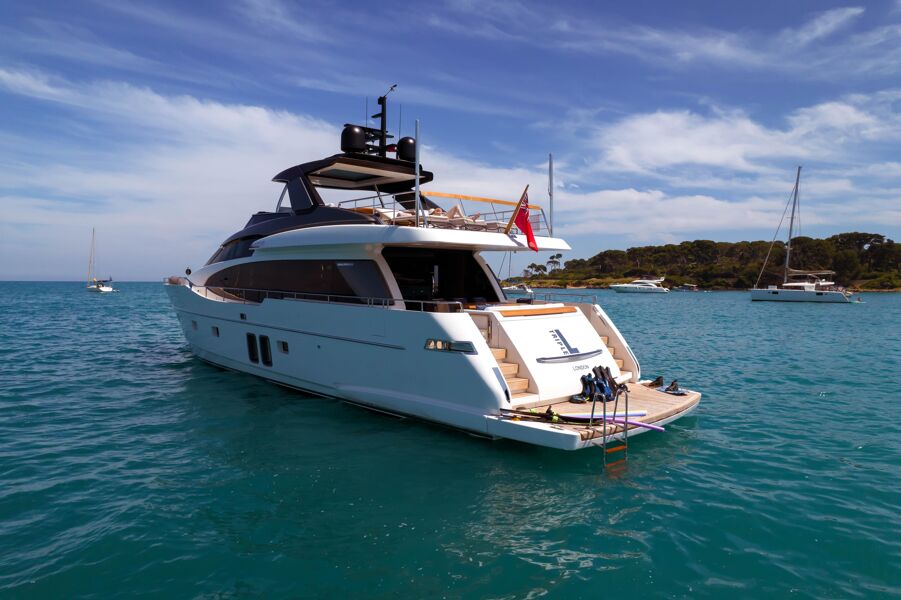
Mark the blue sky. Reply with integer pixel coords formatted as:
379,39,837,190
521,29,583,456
1,0,900,280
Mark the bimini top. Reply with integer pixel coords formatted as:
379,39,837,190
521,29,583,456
273,153,433,194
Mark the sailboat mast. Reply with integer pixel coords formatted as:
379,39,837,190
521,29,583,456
87,228,95,284
783,166,801,283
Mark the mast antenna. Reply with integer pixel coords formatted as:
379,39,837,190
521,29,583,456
372,84,397,157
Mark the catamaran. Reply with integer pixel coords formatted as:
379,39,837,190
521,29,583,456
164,94,700,451
610,278,669,294
86,228,114,293
751,167,853,303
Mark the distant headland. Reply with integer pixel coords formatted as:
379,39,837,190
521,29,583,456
513,232,900,291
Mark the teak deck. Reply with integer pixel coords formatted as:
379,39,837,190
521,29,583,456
524,383,701,441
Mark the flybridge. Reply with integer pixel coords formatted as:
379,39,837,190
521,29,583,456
270,86,433,211
198,86,551,250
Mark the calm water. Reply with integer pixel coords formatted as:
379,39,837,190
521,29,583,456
1,283,899,599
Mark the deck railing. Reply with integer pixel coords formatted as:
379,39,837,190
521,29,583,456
165,278,465,312
503,290,600,305
331,190,551,237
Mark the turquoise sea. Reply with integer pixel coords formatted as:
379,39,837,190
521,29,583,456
1,282,899,598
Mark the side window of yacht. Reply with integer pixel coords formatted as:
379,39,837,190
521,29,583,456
204,260,391,303
205,236,262,265
333,261,392,303
382,248,501,304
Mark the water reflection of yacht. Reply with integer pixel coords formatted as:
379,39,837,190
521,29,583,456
165,95,699,450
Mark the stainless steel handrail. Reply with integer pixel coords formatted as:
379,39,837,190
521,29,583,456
182,282,465,312
532,292,600,304
331,191,553,235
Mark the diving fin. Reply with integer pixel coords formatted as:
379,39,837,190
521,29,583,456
643,376,664,388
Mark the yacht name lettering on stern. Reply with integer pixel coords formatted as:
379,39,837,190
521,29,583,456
549,329,579,355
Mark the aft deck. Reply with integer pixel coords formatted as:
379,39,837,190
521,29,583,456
504,383,701,443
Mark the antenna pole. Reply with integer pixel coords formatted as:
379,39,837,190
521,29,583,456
376,96,387,156
373,84,396,158
548,153,554,237
784,165,801,282
414,119,422,228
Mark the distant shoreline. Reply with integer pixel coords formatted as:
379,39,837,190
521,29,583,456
514,281,901,293
1,280,899,293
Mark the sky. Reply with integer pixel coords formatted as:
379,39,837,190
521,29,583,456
1,0,900,280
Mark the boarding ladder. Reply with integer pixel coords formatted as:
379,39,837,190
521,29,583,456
591,377,630,470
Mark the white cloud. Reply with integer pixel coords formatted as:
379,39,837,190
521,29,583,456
428,3,901,81
234,0,333,43
780,7,865,46
553,189,789,236
0,69,340,279
591,110,791,173
576,94,900,177
0,68,898,280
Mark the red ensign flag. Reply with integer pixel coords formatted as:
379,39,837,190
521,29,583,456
514,191,538,251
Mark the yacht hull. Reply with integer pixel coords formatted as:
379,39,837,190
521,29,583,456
610,286,668,294
166,283,696,450
166,284,508,436
750,288,851,303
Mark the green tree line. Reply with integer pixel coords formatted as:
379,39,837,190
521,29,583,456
546,232,900,289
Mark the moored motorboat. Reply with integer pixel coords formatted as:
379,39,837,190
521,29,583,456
502,283,534,295
672,283,699,292
610,278,669,293
165,94,699,451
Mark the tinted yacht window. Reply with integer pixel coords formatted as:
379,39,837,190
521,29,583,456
381,248,500,305
206,236,262,265
205,260,390,304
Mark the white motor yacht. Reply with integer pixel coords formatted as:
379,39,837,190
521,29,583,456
502,283,534,295
751,167,854,303
165,96,699,451
610,278,669,294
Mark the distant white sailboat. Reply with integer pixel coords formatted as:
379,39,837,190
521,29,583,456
751,167,853,303
86,228,115,293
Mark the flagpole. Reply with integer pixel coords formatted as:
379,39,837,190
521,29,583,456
504,185,529,234
548,153,554,237
414,119,421,228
